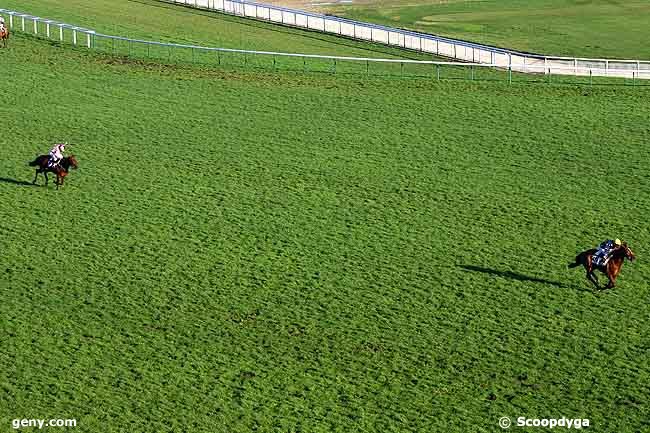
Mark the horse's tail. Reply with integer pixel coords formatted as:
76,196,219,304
568,255,581,269
29,155,44,166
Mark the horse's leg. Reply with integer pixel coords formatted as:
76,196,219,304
582,257,600,289
587,271,600,289
584,263,600,289
33,169,39,184
44,172,49,186
605,266,618,290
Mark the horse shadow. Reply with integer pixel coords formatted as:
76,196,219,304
0,177,35,186
459,264,577,290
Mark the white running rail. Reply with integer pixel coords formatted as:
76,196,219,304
2,7,648,81
162,0,650,79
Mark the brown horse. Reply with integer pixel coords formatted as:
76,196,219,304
568,243,636,289
0,26,9,48
29,155,78,189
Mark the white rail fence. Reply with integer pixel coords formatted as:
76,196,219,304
2,7,649,83
1,9,95,47
163,0,650,80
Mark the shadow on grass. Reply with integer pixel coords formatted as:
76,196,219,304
0,177,35,186
459,265,567,289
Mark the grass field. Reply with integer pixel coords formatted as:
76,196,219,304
0,0,431,60
317,0,650,59
2,28,650,432
8,0,650,62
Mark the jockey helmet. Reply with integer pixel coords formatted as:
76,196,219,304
614,239,622,246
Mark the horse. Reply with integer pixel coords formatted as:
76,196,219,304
29,154,78,189
568,243,636,289
0,26,9,48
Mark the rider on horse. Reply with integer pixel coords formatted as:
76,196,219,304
592,238,622,266
48,142,68,168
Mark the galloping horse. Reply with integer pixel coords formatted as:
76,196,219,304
29,155,78,189
0,25,9,48
568,243,636,289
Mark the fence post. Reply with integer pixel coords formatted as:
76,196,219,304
548,68,551,84
366,59,369,76
59,25,63,41
21,16,25,32
589,69,592,87
33,18,38,34
508,66,512,84
73,29,77,45
46,22,50,38
9,13,13,28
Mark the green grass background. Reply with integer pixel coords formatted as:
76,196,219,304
2,29,650,432
2,0,650,431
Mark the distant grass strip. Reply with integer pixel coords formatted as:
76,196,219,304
326,0,650,59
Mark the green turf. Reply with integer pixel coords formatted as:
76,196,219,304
2,35,650,433
327,0,650,59
0,0,433,60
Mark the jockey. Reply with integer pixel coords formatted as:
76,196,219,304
0,16,5,31
593,238,622,266
48,142,67,168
